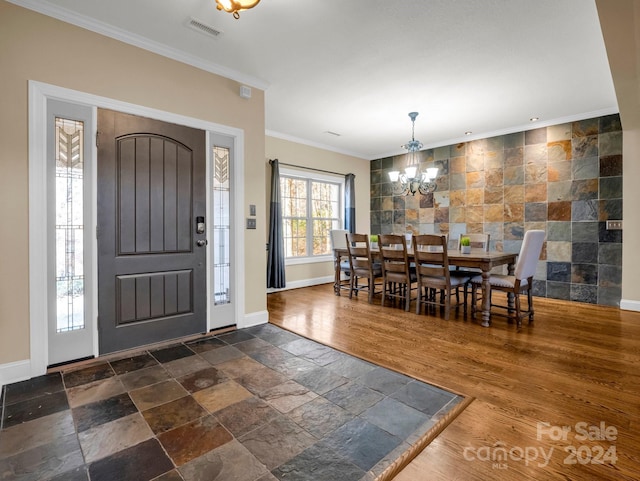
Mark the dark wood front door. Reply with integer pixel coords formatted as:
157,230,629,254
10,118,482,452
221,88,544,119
97,109,207,354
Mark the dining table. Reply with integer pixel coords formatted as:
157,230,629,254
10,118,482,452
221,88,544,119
333,246,518,327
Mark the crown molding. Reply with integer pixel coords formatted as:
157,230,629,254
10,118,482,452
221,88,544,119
265,130,367,160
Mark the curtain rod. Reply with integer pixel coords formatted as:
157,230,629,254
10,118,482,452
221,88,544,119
274,160,349,177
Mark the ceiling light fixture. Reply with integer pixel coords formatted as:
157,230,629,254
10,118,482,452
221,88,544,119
388,112,438,196
215,0,260,19
465,131,473,135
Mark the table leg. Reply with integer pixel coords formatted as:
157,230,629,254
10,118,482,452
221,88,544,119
333,252,340,296
481,270,491,327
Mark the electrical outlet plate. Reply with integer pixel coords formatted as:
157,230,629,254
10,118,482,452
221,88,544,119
246,218,256,229
606,220,623,230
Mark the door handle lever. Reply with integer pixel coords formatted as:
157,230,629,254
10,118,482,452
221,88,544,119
196,240,208,247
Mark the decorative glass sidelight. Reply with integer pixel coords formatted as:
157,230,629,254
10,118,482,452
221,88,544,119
55,118,85,332
212,145,231,305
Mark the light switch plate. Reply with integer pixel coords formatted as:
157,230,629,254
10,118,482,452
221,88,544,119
249,204,256,216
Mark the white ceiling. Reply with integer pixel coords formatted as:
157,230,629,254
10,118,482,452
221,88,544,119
14,0,618,160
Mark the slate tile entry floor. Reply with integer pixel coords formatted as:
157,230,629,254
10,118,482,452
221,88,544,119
0,324,463,481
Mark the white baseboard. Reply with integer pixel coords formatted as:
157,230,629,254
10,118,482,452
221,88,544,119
266,276,333,294
619,299,640,312
0,359,31,388
239,310,269,329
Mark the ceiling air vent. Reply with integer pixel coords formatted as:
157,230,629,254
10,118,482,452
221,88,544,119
187,18,223,38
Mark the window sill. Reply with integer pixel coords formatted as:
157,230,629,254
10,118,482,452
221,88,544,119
285,255,333,266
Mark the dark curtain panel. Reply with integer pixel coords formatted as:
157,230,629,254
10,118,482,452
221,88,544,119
345,173,356,233
267,159,286,288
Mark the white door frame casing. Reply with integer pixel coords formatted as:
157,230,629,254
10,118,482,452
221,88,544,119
28,80,248,378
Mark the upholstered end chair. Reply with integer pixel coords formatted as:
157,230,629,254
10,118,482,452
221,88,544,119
470,229,545,327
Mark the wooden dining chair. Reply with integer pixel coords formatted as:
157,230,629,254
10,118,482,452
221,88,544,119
345,233,382,303
451,232,490,305
379,234,417,311
470,229,545,327
413,234,470,320
330,229,350,295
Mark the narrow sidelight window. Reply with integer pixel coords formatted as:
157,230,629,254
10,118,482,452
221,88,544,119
54,118,85,332
213,145,231,305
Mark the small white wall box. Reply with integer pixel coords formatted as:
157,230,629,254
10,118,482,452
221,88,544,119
240,85,252,99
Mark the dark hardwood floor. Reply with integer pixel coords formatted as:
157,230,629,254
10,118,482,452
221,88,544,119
267,284,640,480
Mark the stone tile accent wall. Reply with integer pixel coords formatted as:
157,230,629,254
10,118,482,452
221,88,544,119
370,115,622,306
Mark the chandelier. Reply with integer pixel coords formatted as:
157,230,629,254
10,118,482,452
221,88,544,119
215,0,260,19
388,112,438,196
